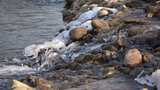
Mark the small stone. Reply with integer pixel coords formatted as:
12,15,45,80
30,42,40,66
98,9,109,17
92,19,110,32
124,48,142,67
70,27,88,41
12,80,33,90
143,52,154,63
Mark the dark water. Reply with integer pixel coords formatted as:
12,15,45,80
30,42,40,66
0,0,64,59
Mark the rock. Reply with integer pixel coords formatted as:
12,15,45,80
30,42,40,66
70,27,88,41
36,78,58,90
12,80,33,90
128,28,145,37
124,48,142,67
97,9,109,17
142,52,154,63
92,19,110,32
131,30,160,47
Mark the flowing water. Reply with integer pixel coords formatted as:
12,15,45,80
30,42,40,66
0,0,64,89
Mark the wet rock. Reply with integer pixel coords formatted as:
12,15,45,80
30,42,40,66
128,28,145,37
92,19,110,32
131,30,160,47
142,52,154,63
124,48,142,67
12,80,33,90
97,9,109,17
70,27,88,41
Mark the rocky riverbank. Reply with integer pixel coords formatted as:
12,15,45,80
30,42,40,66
5,0,160,90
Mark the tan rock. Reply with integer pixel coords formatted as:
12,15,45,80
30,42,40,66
143,52,154,62
98,9,109,17
70,27,88,41
36,78,58,90
92,19,110,32
124,48,142,67
12,80,33,90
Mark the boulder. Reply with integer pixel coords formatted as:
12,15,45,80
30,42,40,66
92,19,110,32
124,48,142,67
70,27,88,41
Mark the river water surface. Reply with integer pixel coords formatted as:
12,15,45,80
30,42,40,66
0,0,64,60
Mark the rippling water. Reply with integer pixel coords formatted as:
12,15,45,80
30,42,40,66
0,0,64,89
0,0,64,59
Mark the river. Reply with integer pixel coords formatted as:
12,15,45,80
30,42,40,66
0,0,64,60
